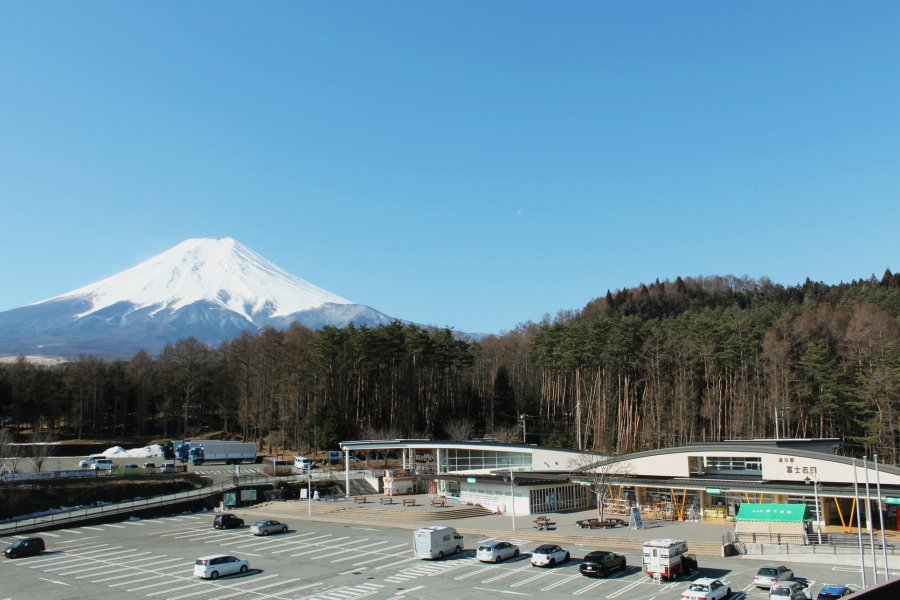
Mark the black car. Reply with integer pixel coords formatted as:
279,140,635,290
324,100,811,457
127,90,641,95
579,550,626,577
213,514,244,529
4,537,45,559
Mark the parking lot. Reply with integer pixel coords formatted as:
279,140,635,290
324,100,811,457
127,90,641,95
1,509,882,600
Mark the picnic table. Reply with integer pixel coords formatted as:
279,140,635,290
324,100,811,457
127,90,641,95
353,496,368,504
533,516,551,530
430,496,448,507
402,498,416,507
576,518,626,529
379,496,394,505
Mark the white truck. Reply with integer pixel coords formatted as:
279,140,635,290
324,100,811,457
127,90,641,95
294,455,314,471
641,539,697,581
188,441,257,465
413,526,464,560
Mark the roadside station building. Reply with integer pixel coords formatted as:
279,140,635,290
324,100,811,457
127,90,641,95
338,438,900,529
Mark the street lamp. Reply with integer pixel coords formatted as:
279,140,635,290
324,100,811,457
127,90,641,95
307,467,312,516
804,473,822,544
508,467,516,531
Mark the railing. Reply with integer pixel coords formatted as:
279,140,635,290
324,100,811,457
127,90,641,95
0,472,295,536
724,531,899,555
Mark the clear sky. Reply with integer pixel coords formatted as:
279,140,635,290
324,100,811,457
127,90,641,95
1,2,898,335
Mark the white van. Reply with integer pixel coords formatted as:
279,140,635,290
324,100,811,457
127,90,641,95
294,456,313,471
413,526,464,560
90,458,114,471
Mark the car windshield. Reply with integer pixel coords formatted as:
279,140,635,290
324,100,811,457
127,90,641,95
758,568,779,576
195,559,209,565
770,587,792,596
688,584,709,592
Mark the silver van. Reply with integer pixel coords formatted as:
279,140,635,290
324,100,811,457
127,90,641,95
91,458,114,470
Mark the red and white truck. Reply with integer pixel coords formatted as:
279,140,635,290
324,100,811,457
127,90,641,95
642,539,697,581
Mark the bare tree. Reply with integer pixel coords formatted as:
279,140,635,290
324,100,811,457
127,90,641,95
568,453,630,520
31,431,56,472
492,425,521,443
443,417,474,441
0,428,14,473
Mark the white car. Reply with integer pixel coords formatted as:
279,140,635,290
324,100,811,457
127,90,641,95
769,581,812,600
78,458,96,468
476,540,520,563
193,554,249,579
530,544,570,567
681,577,732,600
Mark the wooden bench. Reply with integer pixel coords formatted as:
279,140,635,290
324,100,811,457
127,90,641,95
533,516,551,530
402,498,416,507
430,497,447,507
353,496,368,504
379,496,394,505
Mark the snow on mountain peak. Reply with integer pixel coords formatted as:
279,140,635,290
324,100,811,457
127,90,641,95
47,237,352,321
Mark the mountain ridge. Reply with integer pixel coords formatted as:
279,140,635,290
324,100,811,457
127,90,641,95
0,238,395,359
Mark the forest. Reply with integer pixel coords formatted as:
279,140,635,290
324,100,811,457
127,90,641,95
1,270,899,463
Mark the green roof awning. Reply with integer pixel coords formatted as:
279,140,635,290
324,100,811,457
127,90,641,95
735,503,811,522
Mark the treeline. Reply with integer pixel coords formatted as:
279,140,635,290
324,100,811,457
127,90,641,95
1,270,899,462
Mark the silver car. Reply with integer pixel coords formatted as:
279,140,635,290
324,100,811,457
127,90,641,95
250,519,288,536
476,539,520,563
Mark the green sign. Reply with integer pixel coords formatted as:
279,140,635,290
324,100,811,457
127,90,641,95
886,496,900,505
706,487,724,495
466,477,476,483
579,481,592,487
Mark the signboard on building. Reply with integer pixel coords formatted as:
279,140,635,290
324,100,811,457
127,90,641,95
240,489,257,502
223,492,236,508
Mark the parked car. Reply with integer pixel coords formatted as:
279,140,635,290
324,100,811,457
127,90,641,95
579,550,626,577
681,577,732,600
770,581,812,600
124,463,139,469
79,458,96,468
3,537,45,559
213,514,244,529
476,540,520,563
193,554,249,579
816,584,853,599
250,520,288,536
90,458,114,470
143,462,156,469
754,564,794,588
530,544,570,567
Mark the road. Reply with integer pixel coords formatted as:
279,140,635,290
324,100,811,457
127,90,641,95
0,510,882,600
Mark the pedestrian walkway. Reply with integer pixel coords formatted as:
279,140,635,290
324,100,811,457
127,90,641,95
241,493,730,556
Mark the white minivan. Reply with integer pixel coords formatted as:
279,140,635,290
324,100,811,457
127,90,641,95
294,456,313,471
90,458,114,470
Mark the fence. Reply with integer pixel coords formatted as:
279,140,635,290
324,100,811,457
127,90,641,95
0,472,297,536
724,531,899,556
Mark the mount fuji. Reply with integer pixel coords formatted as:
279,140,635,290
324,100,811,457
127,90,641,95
0,237,394,359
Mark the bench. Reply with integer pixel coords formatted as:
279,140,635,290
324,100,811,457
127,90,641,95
379,496,394,505
402,498,416,507
353,496,368,504
430,497,447,507
534,516,550,530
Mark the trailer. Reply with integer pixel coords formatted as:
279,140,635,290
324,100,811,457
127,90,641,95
413,526,464,560
188,441,257,465
641,539,697,581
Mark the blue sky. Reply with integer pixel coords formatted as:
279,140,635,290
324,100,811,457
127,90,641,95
1,2,898,334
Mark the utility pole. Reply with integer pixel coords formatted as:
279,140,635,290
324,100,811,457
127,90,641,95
520,414,528,444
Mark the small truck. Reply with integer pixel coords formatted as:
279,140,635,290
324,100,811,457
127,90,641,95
642,539,697,581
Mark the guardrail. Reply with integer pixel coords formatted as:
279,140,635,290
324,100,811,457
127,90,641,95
0,473,302,536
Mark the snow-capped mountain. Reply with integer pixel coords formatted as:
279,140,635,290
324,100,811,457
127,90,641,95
0,238,394,359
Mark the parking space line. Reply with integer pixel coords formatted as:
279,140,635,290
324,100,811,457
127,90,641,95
289,536,351,557
146,581,208,598
604,578,647,598
125,577,193,592
509,569,556,587
269,533,339,553
481,563,532,583
571,577,610,595
78,526,107,532
108,573,166,588
541,573,580,590
56,536,100,544
330,540,397,562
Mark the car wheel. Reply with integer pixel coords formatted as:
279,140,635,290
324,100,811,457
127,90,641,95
438,551,444,559
210,571,219,580
549,558,556,566
262,529,269,536
514,549,520,557
240,565,248,574
455,546,462,555
496,554,503,563
600,567,608,577
564,552,570,561
282,526,287,533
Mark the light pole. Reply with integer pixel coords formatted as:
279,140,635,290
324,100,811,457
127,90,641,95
804,473,822,544
508,467,516,531
307,467,312,516
520,414,528,444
